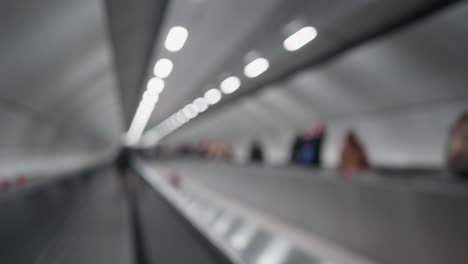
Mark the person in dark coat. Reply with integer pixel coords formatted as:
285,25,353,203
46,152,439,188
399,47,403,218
116,147,132,174
338,129,369,178
291,123,326,167
250,141,264,163
447,111,468,178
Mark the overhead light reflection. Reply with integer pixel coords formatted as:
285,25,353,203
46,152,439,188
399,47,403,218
200,207,218,225
229,223,257,251
283,26,317,51
213,213,234,236
244,58,269,78
165,26,188,52
255,238,291,264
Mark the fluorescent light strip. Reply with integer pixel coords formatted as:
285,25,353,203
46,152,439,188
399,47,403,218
141,112,184,146
137,78,230,146
126,101,155,144
126,78,165,145
283,26,317,51
244,57,269,78
165,26,188,52
170,116,180,128
153,59,173,79
140,76,234,146
220,76,241,94
176,111,188,123
183,104,198,119
147,77,165,94
193,97,208,112
142,90,160,104
204,89,222,105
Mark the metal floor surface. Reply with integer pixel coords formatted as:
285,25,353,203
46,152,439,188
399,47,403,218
0,169,228,264
148,160,468,264
133,173,232,264
0,171,134,264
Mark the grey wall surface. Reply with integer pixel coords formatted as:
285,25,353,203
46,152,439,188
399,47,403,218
0,0,123,178
165,3,468,168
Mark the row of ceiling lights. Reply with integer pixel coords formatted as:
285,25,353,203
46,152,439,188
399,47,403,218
126,26,189,145
141,25,318,146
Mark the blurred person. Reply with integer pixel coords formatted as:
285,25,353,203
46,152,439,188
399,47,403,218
203,140,231,160
179,143,193,157
338,129,369,178
216,142,231,160
291,123,326,167
115,146,134,192
16,175,27,187
203,140,215,159
447,111,468,177
199,140,212,159
250,141,264,163
0,179,11,192
116,146,132,174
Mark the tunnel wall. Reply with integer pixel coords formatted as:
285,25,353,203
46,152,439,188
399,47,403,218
0,0,123,177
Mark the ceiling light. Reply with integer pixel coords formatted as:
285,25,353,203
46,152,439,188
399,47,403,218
283,26,317,51
153,59,173,78
189,103,199,114
244,58,269,78
220,76,241,94
183,104,198,119
182,107,191,118
176,111,188,123
170,116,179,126
142,91,159,104
126,101,155,145
165,26,188,52
147,77,165,94
141,131,161,146
193,98,208,112
167,124,175,132
126,77,164,145
204,89,222,105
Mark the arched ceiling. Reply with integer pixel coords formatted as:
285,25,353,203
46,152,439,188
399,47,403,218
140,0,459,134
163,2,468,166
0,0,465,176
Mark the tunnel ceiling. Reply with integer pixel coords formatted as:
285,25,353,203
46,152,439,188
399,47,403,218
139,0,459,137
105,0,168,126
160,1,468,166
0,0,466,176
